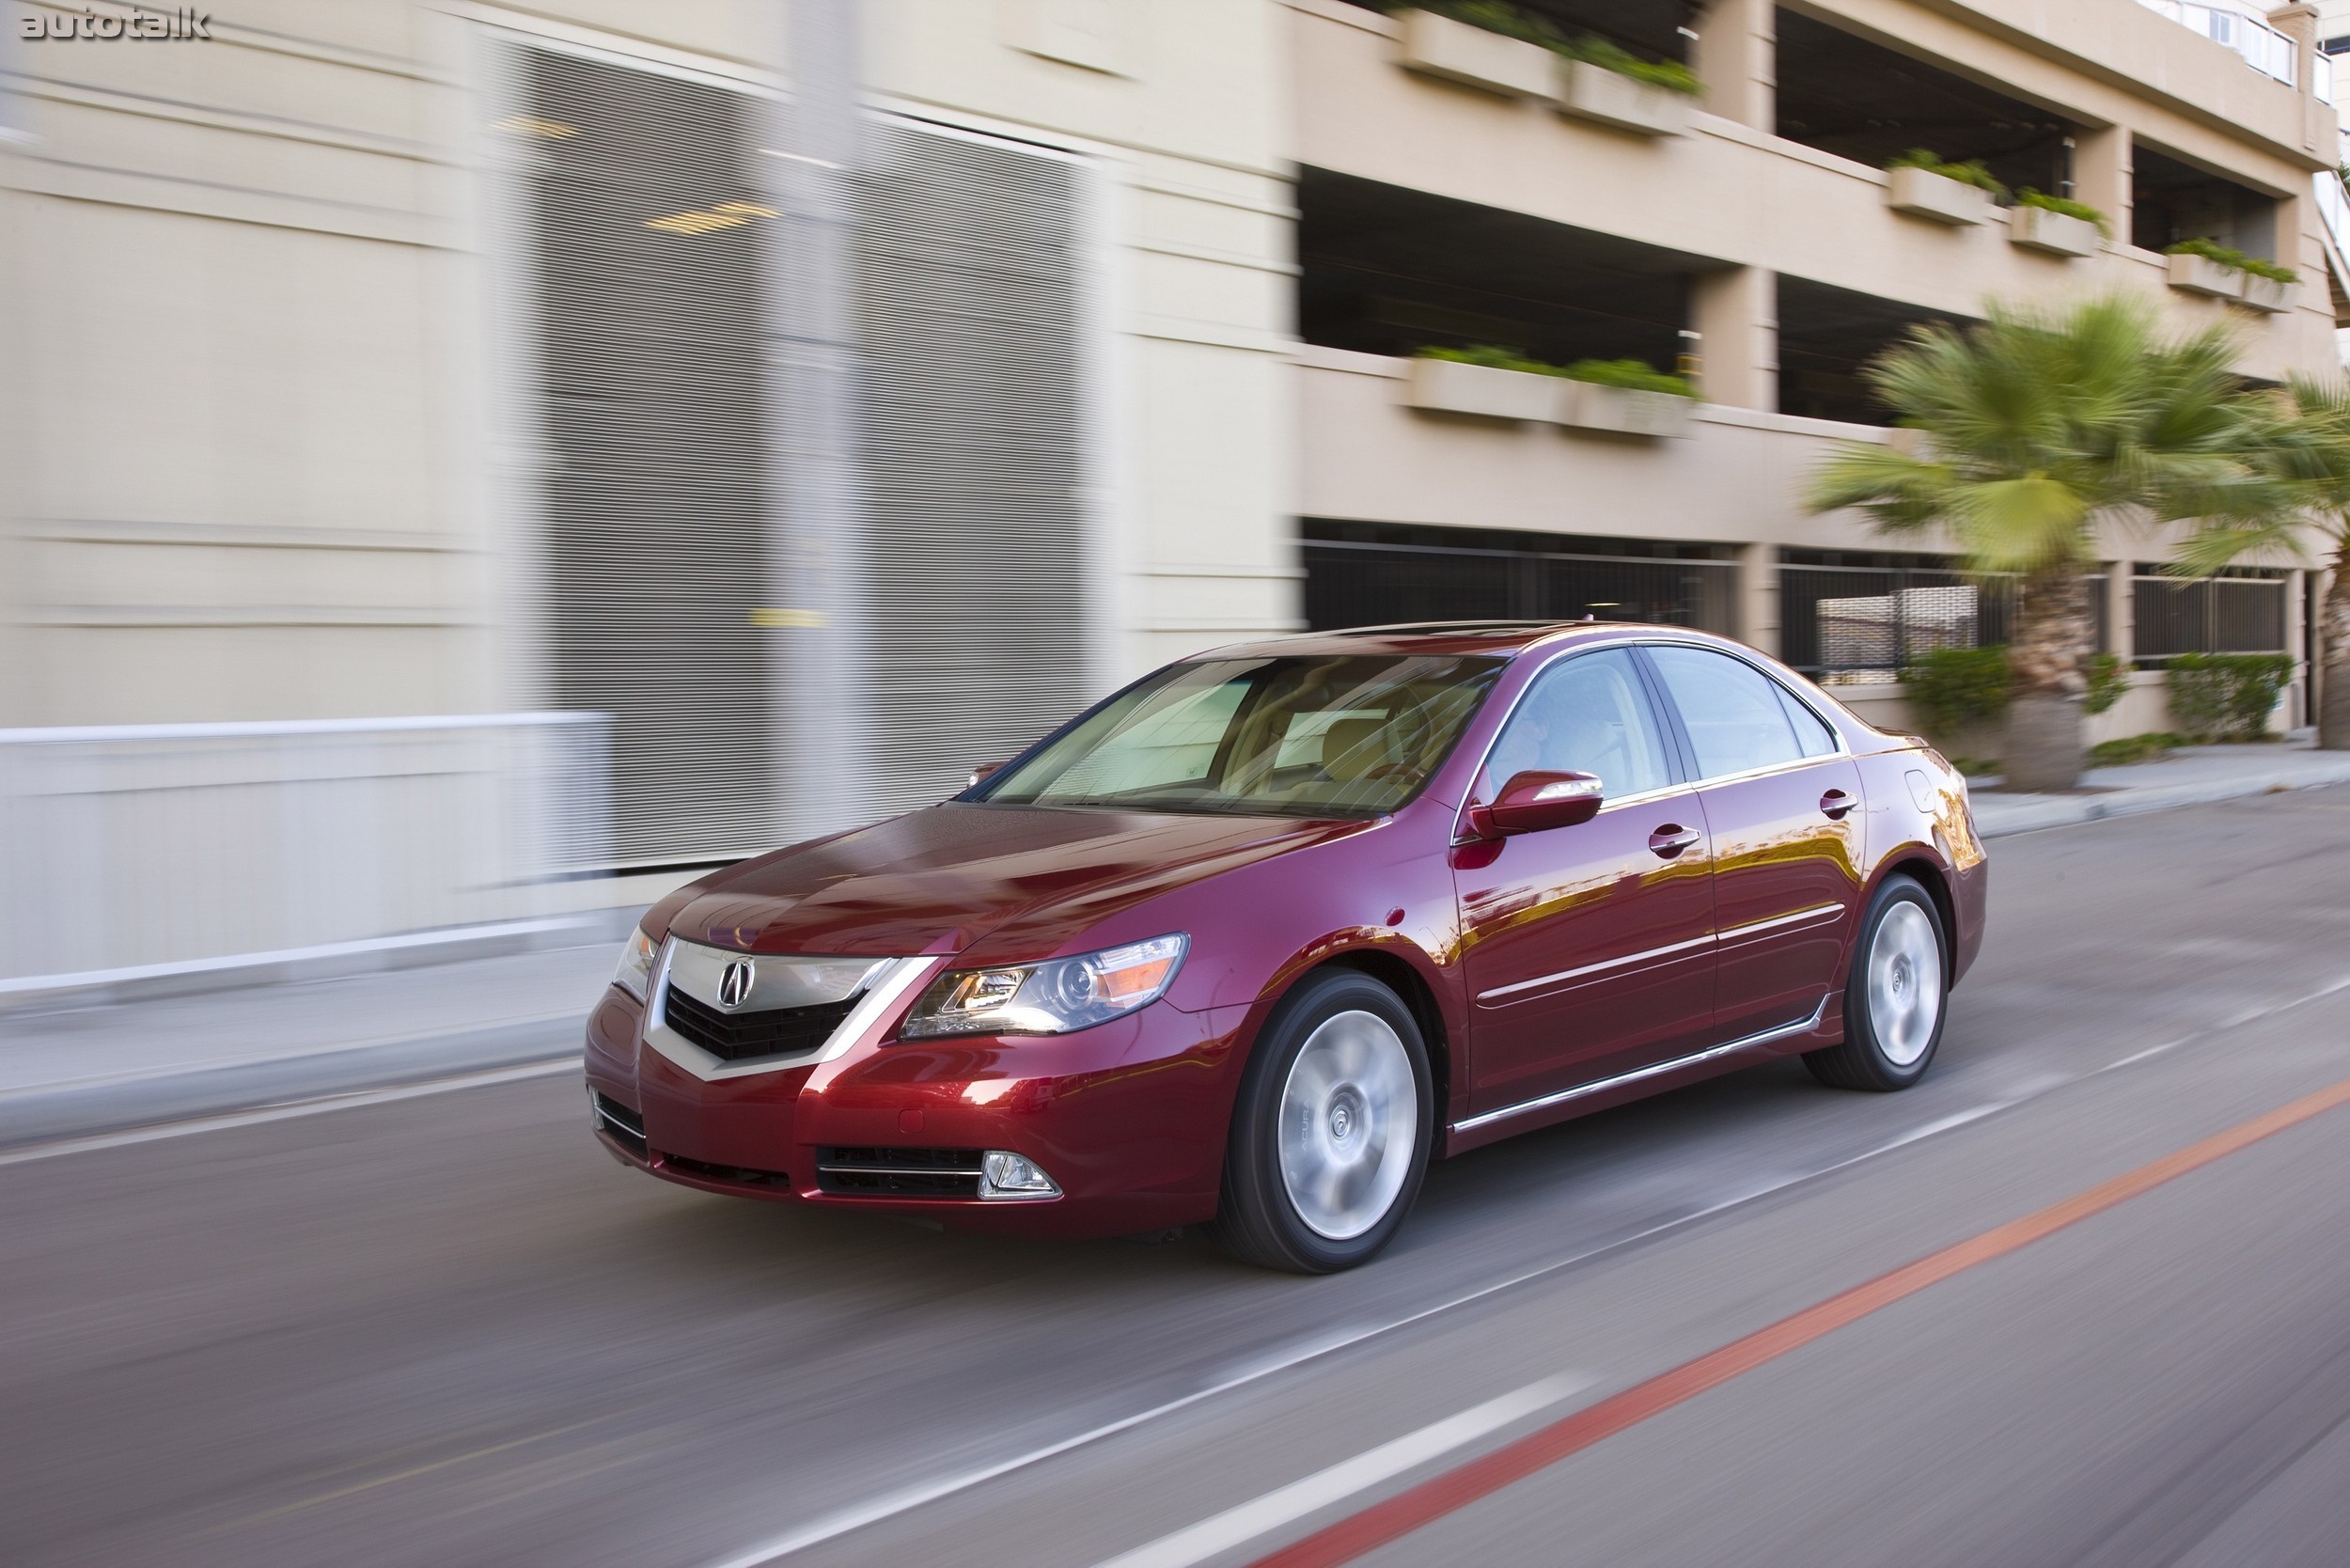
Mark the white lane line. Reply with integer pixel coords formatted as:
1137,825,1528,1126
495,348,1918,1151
697,970,2350,1568
1089,1373,1590,1568
0,1058,580,1166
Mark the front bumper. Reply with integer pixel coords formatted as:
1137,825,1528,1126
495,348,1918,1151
583,984,1250,1238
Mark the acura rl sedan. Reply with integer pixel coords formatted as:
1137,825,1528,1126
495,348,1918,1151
585,622,1985,1272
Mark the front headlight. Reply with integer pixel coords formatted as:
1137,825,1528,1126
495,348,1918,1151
612,927,658,1000
900,933,1187,1040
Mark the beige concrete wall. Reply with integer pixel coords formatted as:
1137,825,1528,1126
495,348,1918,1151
0,0,1296,728
0,1,484,727
869,0,1301,673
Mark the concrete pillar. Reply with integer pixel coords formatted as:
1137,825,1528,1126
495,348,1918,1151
2071,124,2131,243
1691,265,1778,412
2105,560,2133,662
1737,542,1779,657
1694,0,1774,133
2286,566,2311,729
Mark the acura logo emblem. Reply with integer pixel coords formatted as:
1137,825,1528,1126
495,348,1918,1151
716,959,756,1010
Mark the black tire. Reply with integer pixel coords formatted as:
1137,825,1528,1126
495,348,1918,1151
1210,969,1434,1274
1805,873,1949,1091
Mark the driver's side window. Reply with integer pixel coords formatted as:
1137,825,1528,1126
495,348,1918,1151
1480,649,1673,801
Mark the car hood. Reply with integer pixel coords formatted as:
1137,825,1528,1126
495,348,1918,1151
662,803,1369,960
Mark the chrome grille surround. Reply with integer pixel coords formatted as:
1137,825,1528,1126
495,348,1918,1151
643,939,943,1081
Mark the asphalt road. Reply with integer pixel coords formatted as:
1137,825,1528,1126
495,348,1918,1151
8,789,2350,1567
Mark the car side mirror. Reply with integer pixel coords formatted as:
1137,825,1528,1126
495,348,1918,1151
967,761,1007,788
1467,770,1605,839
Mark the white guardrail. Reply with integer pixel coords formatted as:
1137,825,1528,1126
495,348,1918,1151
2137,0,2299,88
0,713,611,990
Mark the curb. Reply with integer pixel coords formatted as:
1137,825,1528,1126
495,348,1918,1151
1973,767,2350,839
0,1018,581,1152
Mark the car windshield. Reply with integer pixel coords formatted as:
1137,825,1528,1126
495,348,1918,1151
977,653,1503,818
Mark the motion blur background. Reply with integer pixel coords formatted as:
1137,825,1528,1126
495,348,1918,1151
3,0,2347,992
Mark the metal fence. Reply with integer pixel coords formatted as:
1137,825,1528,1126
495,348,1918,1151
0,713,610,989
2130,565,2288,661
1304,535,1737,635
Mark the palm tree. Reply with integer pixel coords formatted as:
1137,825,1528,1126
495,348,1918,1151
2172,374,2347,748
1805,295,2279,791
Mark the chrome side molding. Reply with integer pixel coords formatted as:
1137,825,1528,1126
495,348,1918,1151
1449,995,1831,1136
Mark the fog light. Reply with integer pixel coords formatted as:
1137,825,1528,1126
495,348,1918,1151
979,1150,1060,1200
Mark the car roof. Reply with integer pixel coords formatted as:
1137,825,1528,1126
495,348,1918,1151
1199,619,1718,660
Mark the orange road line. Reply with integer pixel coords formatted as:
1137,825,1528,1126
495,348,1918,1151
1250,1072,2350,1568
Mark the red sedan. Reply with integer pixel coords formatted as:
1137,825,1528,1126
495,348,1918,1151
585,622,1986,1272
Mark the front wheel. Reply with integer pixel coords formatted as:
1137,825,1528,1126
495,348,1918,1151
1805,874,1948,1091
1211,970,1434,1274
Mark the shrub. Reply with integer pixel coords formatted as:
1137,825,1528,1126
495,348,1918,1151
1887,149,2009,200
1560,357,1697,398
2088,732,2185,767
1403,5,1701,92
1902,645,2013,738
2082,651,2128,716
2165,237,2298,285
2165,652,2295,741
2015,188,2111,237
1414,343,1565,375
1562,34,1700,95
1415,347,1697,397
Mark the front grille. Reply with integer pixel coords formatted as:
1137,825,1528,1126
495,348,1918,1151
662,985,862,1062
662,1153,792,1190
817,1146,986,1199
591,1092,648,1159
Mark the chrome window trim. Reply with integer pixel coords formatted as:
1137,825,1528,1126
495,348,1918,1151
643,943,947,1081
1449,995,1831,1136
1450,635,1854,843
1637,639,1856,782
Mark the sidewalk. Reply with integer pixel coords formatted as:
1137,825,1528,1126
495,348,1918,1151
6,741,2348,1149
1965,735,2350,838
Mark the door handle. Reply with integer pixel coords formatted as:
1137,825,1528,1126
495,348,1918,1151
1648,824,1702,858
1819,789,1855,821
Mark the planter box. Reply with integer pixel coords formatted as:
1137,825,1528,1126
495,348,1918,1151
1394,9,1554,100
1403,358,1557,422
2009,205,2101,259
1885,165,1994,227
1553,59,1690,137
1559,382,1694,438
2167,252,2241,299
2239,273,2296,313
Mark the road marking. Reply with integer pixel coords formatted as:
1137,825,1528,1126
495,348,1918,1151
1241,1071,2350,1568
0,1058,579,1166
1092,1374,1590,1568
697,971,2350,1568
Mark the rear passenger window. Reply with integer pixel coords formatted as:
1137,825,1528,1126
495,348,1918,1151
1645,645,1806,779
1776,685,1839,757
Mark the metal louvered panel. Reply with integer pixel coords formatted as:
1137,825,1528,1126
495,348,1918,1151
853,119,1095,820
506,43,785,866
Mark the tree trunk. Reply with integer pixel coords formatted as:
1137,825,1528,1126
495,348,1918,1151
2003,568,2092,792
2321,551,2350,751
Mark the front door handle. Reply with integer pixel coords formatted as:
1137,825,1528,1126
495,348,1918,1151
1649,824,1702,858
1820,789,1855,821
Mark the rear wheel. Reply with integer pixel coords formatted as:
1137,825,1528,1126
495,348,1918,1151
1211,970,1433,1274
1805,873,1948,1091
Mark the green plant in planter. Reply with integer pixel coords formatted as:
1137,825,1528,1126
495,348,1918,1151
1887,149,2009,201
2087,731,2185,767
1901,645,2013,739
2166,238,2298,284
2165,652,2294,741
1414,343,1566,375
1561,35,1700,94
2082,651,2128,716
1560,358,1697,398
2015,189,2111,237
